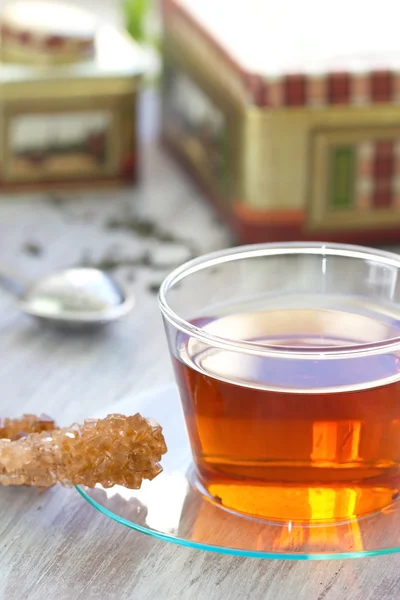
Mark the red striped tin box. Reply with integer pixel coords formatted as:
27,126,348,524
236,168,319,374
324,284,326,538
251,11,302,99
161,0,400,243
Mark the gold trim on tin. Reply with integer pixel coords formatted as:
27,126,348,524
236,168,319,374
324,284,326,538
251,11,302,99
309,126,400,231
1,96,130,183
163,48,245,208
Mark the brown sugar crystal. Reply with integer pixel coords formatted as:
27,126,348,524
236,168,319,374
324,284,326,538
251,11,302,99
0,414,57,441
0,413,167,489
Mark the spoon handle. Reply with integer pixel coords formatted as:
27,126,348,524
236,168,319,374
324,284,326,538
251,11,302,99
0,273,23,297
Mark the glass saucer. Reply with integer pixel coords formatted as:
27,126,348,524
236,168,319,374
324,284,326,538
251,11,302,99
77,383,400,560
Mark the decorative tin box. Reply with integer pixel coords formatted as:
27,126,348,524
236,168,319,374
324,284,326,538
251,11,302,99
0,1,147,191
162,0,400,243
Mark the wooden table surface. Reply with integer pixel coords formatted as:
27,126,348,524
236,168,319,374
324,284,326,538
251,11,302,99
1,141,400,600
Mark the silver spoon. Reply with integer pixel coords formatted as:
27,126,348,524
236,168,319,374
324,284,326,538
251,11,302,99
0,268,134,330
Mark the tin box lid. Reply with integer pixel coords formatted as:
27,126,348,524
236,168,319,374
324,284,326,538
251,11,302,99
2,1,96,40
0,1,149,85
167,0,400,107
1,1,97,63
174,0,400,77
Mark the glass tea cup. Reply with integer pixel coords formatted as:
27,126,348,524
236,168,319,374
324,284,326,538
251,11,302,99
159,242,400,523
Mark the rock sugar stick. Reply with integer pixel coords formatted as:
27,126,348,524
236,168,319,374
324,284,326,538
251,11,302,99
0,414,167,489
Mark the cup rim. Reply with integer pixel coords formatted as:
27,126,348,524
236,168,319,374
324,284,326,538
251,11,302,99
159,241,400,360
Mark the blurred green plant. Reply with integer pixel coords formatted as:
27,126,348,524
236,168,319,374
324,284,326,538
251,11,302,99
122,0,160,50
123,0,150,43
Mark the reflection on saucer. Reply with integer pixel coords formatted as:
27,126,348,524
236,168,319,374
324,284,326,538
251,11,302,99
187,486,365,554
90,472,189,535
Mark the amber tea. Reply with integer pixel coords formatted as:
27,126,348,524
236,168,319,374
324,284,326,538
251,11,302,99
160,244,400,523
173,306,400,522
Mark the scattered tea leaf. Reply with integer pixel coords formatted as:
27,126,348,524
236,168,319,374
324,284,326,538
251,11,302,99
157,231,177,243
105,215,198,252
79,251,178,273
147,282,161,295
106,217,157,238
23,242,43,257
